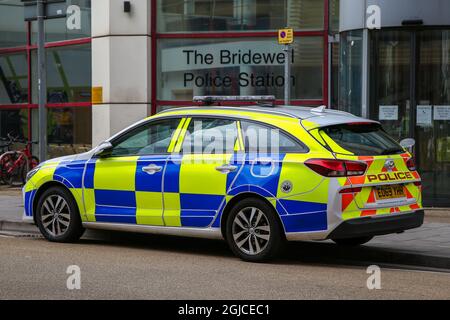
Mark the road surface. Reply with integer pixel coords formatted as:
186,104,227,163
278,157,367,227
1,231,449,299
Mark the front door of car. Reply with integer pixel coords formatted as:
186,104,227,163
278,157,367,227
83,118,182,225
162,117,244,228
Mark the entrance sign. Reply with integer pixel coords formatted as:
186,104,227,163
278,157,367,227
379,105,399,120
278,28,294,45
434,106,450,120
416,105,432,126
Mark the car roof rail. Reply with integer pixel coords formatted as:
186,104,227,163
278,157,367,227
193,95,276,106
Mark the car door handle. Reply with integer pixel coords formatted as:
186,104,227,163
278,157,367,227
215,164,238,174
142,164,163,175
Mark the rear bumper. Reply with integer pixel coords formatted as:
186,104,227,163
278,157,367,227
328,210,424,240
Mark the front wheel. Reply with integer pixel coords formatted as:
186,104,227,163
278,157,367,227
35,186,85,242
226,198,285,262
332,236,373,246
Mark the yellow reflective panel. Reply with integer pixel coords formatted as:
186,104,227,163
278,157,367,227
277,154,326,199
136,191,164,226
168,118,186,153
94,156,138,191
29,164,59,189
83,188,96,222
173,118,192,153
69,188,86,221
163,192,181,227
179,154,232,195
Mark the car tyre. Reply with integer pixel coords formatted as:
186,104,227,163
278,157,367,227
332,236,373,246
35,186,85,242
226,198,285,262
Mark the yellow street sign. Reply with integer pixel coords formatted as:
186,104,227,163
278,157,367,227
278,28,294,45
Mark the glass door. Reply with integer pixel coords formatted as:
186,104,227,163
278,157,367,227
416,30,450,206
370,29,450,207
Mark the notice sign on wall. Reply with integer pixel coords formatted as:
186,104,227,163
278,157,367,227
379,105,398,120
434,106,450,120
417,105,432,126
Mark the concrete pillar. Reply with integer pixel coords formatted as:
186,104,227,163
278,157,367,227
91,0,152,146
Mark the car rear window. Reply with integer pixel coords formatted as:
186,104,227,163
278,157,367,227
315,123,404,156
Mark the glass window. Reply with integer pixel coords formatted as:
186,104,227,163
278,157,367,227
158,37,323,101
241,121,306,154
416,29,450,206
0,52,29,104
157,0,324,33
369,30,411,140
0,0,27,48
339,30,363,116
111,119,180,156
32,44,91,103
318,123,403,156
182,118,239,154
31,0,91,43
0,109,28,140
31,107,92,158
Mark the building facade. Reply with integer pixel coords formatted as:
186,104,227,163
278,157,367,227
339,0,450,206
0,0,448,206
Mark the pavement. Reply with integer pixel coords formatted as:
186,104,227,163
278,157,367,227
1,187,450,271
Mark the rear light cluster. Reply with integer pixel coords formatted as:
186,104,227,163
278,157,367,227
305,159,367,177
406,158,417,171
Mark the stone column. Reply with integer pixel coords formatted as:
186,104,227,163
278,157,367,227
91,0,151,146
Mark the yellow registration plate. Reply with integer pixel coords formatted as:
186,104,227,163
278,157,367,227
375,185,405,200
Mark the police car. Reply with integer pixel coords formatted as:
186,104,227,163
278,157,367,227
23,96,424,262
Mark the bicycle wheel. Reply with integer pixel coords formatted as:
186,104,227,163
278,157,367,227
0,153,15,185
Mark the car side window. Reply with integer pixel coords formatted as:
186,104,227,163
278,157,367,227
241,121,307,154
110,118,181,156
181,118,239,154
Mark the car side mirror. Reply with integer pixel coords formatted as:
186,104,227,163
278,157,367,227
93,141,113,158
400,138,415,152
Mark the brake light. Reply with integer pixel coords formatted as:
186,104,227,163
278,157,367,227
339,187,362,194
413,181,421,187
406,158,417,171
305,159,367,177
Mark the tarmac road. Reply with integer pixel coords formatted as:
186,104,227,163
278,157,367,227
0,231,449,300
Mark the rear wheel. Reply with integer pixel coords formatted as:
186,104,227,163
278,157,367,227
332,236,373,246
225,198,284,262
35,186,85,242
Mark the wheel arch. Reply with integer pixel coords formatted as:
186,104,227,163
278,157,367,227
219,192,286,239
32,181,77,224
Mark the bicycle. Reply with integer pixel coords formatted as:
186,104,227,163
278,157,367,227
0,133,39,186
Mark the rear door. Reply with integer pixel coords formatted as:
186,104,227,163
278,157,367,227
163,117,243,228
312,123,421,213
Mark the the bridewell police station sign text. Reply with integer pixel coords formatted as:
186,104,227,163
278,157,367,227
161,41,296,89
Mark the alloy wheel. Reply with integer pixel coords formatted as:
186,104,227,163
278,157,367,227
232,207,271,255
40,195,71,237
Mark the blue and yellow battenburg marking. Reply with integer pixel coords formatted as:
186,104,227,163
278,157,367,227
24,114,332,234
